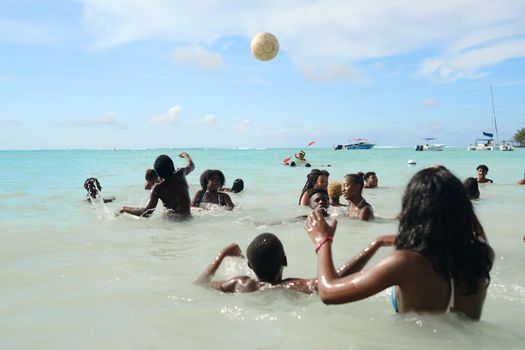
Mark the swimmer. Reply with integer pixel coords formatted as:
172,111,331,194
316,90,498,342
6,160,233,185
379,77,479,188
144,168,160,190
195,233,317,293
118,152,194,218
296,189,330,221
299,169,329,206
342,173,374,221
327,181,347,207
305,165,494,320
84,177,115,203
222,178,244,193
463,177,480,200
192,169,235,210
364,171,378,189
476,165,493,183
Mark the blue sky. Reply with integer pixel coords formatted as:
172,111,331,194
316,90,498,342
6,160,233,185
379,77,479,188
1,0,524,149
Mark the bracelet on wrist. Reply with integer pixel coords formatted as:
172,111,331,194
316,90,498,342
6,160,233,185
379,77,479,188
315,237,333,254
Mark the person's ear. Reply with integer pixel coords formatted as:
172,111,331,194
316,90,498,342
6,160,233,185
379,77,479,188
283,255,288,267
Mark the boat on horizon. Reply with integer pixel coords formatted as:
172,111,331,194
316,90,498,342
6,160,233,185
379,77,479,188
333,138,375,150
467,85,514,151
415,138,444,151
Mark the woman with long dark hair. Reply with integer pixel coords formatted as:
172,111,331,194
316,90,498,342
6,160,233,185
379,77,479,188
305,166,494,319
299,169,329,206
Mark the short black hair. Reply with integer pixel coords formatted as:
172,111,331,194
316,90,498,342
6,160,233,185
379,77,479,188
231,178,244,193
247,233,286,283
145,168,158,181
84,177,101,191
154,155,175,179
309,188,328,200
476,164,489,172
463,177,480,200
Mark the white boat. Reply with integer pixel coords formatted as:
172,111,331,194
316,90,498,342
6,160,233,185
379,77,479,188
415,138,444,151
468,85,514,151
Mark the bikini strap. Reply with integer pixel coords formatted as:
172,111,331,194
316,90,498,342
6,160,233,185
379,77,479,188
447,278,455,312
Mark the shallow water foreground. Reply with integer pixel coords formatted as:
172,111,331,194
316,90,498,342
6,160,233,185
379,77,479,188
0,148,524,349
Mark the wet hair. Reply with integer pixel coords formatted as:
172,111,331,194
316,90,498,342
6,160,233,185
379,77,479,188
231,178,244,193
396,166,492,295
463,177,480,200
247,233,286,283
154,155,175,179
299,169,330,204
84,177,101,192
476,164,489,172
199,169,226,190
343,173,365,192
327,181,342,199
145,168,158,182
364,171,376,180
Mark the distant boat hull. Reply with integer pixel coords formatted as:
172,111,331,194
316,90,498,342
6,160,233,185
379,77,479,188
334,143,375,150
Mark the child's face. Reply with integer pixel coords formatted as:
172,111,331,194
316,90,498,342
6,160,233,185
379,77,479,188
207,175,221,191
310,193,329,211
316,175,329,189
477,168,487,177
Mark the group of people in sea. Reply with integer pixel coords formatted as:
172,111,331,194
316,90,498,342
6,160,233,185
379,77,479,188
83,153,525,320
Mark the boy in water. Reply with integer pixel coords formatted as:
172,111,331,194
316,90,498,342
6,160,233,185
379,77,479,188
118,152,194,218
476,164,493,183
144,168,160,190
195,233,317,293
84,177,115,203
364,172,378,188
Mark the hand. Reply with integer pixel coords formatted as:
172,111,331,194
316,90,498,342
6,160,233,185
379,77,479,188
178,152,189,158
118,207,126,214
305,208,337,245
221,243,242,257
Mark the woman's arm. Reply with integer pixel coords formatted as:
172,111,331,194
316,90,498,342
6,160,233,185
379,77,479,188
191,190,204,207
300,191,310,206
221,193,235,210
306,209,401,304
335,235,395,277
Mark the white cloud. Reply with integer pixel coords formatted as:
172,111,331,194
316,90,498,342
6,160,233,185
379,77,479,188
150,106,182,125
171,45,224,70
236,119,252,134
80,0,525,81
198,113,219,126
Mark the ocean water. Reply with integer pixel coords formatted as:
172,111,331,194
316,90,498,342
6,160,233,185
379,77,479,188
1,147,524,349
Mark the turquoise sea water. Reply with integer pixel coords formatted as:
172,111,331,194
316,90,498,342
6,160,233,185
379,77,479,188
1,147,524,349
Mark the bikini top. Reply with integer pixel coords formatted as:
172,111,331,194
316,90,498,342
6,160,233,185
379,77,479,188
391,278,455,313
199,191,223,209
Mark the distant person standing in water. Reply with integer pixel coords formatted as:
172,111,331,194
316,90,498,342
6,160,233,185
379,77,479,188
192,169,235,210
118,152,194,219
84,177,115,203
476,165,493,183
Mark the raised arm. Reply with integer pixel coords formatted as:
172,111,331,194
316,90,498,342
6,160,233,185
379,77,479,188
305,209,400,304
118,188,159,217
178,152,195,176
195,243,243,291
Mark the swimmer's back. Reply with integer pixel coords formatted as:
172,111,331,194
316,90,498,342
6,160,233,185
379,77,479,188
154,170,191,216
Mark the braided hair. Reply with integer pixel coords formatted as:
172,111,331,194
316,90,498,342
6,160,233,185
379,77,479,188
299,169,330,204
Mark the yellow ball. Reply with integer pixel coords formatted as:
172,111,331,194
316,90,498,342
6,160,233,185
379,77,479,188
250,32,279,61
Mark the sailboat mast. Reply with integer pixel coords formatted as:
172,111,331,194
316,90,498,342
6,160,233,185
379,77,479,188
490,85,499,144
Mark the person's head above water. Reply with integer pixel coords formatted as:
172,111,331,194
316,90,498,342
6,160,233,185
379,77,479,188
463,177,480,200
342,173,365,199
246,233,287,283
145,168,158,182
309,188,329,212
154,155,175,179
396,165,492,295
364,171,378,188
200,169,226,192
231,178,244,193
84,177,102,199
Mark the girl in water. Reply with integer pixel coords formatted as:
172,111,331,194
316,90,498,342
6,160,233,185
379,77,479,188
342,173,373,221
305,166,494,320
299,169,329,206
192,169,235,210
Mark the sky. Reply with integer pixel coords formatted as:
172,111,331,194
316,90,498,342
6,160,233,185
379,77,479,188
1,0,525,149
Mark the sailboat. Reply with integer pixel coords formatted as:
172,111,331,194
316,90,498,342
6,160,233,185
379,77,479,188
467,85,514,151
